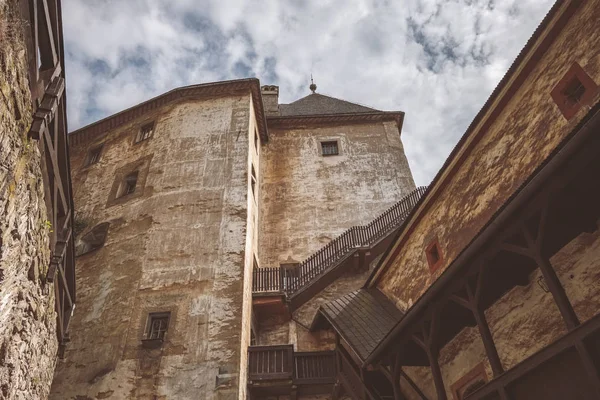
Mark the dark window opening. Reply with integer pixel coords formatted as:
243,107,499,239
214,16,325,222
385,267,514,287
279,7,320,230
146,312,170,341
562,76,586,107
85,145,103,166
426,240,443,272
254,129,259,152
136,122,154,143
119,171,138,198
251,165,257,199
76,222,109,257
321,140,339,156
461,379,486,399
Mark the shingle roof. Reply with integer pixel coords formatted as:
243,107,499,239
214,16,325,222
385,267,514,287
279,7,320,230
313,288,403,362
279,93,378,116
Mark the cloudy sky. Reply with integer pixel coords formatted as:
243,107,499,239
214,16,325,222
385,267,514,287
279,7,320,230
63,0,554,185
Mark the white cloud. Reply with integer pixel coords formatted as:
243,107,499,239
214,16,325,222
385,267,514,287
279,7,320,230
63,0,554,185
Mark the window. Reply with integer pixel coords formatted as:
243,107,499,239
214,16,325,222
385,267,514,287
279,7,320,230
118,171,138,198
251,165,257,199
451,363,488,400
145,312,170,341
107,155,152,207
75,222,109,257
254,129,259,152
321,140,339,156
135,122,154,143
551,62,598,120
148,314,169,339
425,239,443,273
85,145,103,166
562,76,586,107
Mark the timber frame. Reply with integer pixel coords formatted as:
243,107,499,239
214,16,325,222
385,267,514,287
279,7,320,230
18,0,76,354
335,103,600,400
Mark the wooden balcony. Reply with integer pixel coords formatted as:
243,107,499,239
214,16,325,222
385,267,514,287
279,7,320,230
247,345,336,396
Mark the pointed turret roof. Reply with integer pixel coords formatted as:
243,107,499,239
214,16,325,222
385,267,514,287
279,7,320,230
279,93,378,117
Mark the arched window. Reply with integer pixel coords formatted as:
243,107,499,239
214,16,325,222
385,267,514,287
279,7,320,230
76,222,109,257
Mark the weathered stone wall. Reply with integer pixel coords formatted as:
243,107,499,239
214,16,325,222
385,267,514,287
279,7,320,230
50,94,257,400
401,227,600,399
259,120,415,268
0,2,58,398
378,0,600,315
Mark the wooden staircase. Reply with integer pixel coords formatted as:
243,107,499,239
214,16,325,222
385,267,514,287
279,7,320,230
253,186,427,311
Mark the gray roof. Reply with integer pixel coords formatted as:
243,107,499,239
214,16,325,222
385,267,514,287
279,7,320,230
279,93,378,116
313,288,403,361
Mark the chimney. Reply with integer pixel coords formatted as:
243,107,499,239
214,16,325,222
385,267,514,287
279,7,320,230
261,85,279,116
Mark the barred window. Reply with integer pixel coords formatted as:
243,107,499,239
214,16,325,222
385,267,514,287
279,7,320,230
85,145,103,166
321,140,339,156
136,122,154,143
147,313,170,340
562,76,585,107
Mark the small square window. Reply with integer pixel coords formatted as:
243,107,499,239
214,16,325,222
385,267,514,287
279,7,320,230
136,122,154,143
118,171,138,198
321,140,339,156
551,62,599,120
562,76,585,107
146,312,170,341
250,165,257,199
425,239,443,273
85,145,103,166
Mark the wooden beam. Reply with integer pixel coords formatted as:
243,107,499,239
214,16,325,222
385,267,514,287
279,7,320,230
422,314,447,400
465,281,504,377
37,0,58,69
575,341,600,397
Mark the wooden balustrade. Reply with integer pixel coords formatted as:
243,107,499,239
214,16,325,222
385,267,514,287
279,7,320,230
248,345,293,381
293,351,336,384
248,346,336,385
252,186,427,296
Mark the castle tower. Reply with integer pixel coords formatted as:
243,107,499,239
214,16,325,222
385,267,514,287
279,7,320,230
49,79,415,399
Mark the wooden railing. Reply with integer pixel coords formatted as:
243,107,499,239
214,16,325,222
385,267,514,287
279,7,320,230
293,351,336,384
252,186,427,296
248,345,293,381
248,346,336,385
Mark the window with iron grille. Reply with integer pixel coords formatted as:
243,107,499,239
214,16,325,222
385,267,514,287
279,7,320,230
118,171,138,198
85,145,103,166
321,140,339,156
136,122,154,143
562,76,585,107
147,313,170,340
550,62,599,120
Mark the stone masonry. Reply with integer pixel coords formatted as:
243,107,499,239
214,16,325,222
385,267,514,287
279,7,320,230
0,2,58,399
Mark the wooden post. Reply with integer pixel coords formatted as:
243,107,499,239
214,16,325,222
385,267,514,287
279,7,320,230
521,223,580,330
392,354,404,400
467,270,504,377
420,311,447,400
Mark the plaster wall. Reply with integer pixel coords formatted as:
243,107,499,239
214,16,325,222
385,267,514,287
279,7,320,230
0,4,58,398
259,120,415,268
378,0,600,314
49,94,256,400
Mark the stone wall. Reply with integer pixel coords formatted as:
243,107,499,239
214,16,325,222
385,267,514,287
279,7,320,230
378,0,600,316
0,2,58,398
50,94,257,400
402,227,600,400
259,120,415,269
